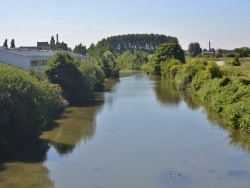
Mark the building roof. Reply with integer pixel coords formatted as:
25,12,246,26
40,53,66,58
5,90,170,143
0,47,90,60
0,47,54,57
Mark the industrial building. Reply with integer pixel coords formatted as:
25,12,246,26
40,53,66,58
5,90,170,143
0,47,91,70
203,41,215,55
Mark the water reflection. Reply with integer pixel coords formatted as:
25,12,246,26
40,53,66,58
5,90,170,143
152,75,250,155
40,79,119,155
181,92,201,110
228,131,250,152
151,76,181,107
0,140,53,188
0,79,119,187
205,108,250,153
119,70,141,78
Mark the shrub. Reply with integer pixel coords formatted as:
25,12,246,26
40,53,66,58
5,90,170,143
160,59,182,77
45,52,105,105
0,63,65,154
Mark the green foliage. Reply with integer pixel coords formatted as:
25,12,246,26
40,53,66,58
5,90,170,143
0,63,65,154
225,47,250,58
97,34,178,54
228,55,241,66
160,59,182,77
117,50,148,70
203,62,223,79
87,42,112,57
188,42,202,57
94,51,120,78
140,62,154,74
80,61,105,92
163,58,250,132
45,52,102,105
73,43,87,55
233,47,250,57
152,43,185,75
225,52,237,58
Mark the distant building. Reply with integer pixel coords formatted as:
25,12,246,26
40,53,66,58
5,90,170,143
50,36,55,46
37,34,68,51
0,46,91,70
37,41,49,47
203,41,215,55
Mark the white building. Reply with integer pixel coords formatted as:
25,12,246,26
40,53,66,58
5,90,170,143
0,47,91,70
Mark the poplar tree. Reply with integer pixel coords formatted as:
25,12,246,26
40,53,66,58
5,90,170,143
3,39,8,47
10,39,15,48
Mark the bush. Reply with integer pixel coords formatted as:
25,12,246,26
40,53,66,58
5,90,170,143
152,42,185,75
163,58,250,132
80,61,105,92
45,52,105,105
160,59,182,77
0,63,65,154
230,55,241,66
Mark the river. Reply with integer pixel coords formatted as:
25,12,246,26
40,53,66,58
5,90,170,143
1,72,250,188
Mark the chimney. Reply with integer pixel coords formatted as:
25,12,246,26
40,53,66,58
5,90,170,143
209,41,211,51
56,34,59,43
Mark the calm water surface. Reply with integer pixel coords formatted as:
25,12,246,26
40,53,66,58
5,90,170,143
1,72,250,188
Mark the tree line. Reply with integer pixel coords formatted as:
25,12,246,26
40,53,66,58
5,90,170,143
2,39,15,48
95,34,178,54
0,49,119,156
187,42,250,58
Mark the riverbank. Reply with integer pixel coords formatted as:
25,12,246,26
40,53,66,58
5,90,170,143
161,58,250,132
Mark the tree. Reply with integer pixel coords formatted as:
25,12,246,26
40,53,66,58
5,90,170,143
92,34,179,54
3,39,8,47
10,39,15,48
233,47,250,57
152,43,185,75
45,52,102,105
216,48,223,58
188,42,202,57
73,43,87,55
0,63,65,155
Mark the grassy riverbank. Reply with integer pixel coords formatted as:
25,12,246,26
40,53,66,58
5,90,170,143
167,57,250,132
142,56,250,133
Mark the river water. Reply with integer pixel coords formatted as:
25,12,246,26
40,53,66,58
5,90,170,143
1,72,250,188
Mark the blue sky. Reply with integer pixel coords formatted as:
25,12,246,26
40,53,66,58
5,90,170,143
1,0,250,50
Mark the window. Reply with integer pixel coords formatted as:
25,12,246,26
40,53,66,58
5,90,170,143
30,60,48,66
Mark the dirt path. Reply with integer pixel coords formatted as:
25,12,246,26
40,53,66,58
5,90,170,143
215,61,225,66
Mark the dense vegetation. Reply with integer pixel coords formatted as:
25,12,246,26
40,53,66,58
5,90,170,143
140,42,250,133
45,52,105,105
73,43,87,55
86,34,181,71
95,34,178,54
0,51,107,155
155,57,250,132
224,47,250,58
141,42,185,75
188,42,202,57
87,42,120,78
117,50,148,70
0,63,66,155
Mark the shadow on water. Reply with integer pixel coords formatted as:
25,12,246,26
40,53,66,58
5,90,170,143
0,139,54,187
40,79,119,156
0,79,119,187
